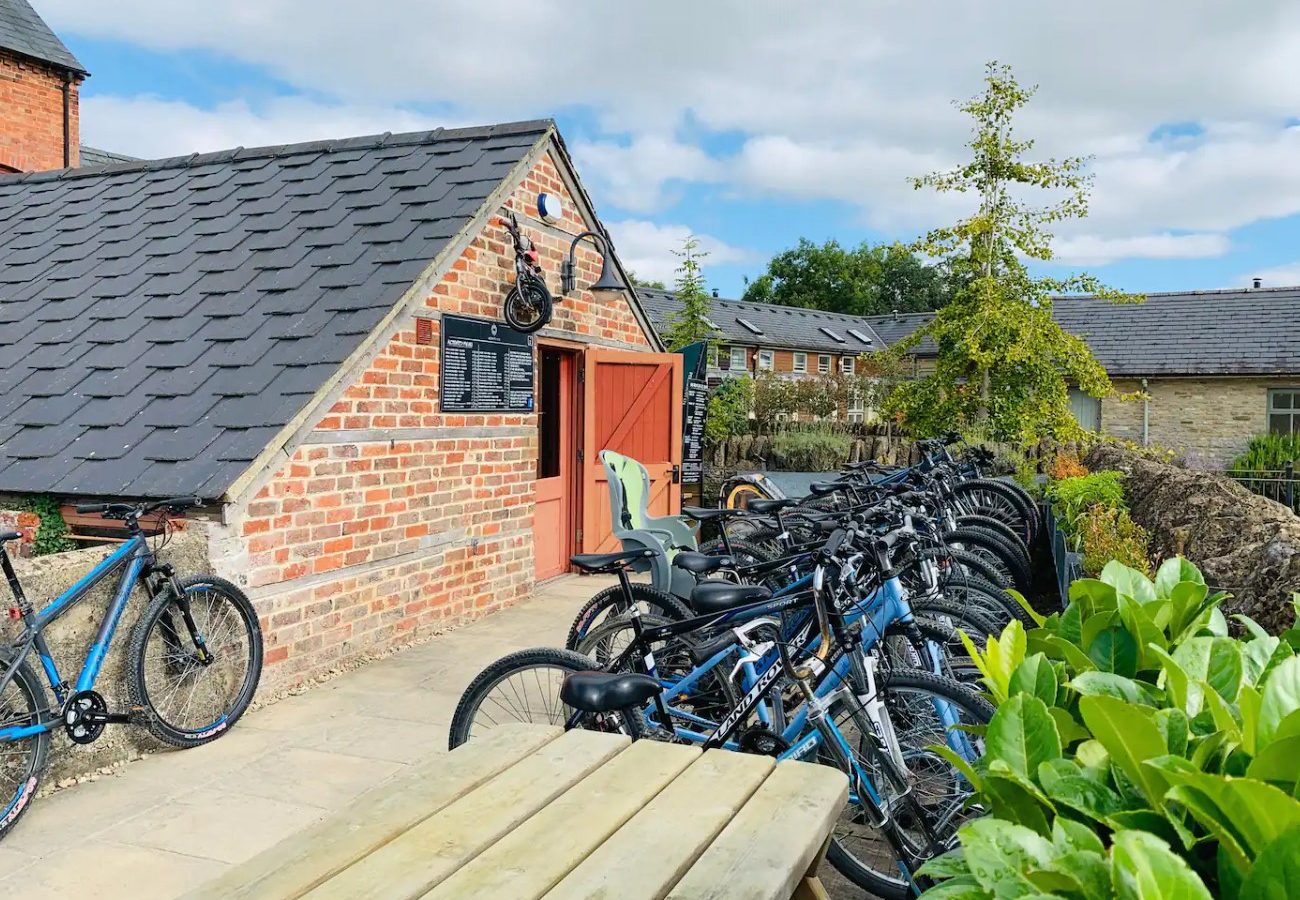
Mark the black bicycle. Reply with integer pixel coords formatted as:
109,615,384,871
500,211,554,333
0,498,263,840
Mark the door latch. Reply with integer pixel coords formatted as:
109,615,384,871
671,464,681,484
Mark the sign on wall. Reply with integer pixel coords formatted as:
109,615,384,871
677,341,710,500
440,314,535,413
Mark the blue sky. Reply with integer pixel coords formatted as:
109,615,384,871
45,1,1300,299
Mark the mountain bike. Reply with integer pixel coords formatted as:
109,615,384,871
500,211,554,333
0,498,263,840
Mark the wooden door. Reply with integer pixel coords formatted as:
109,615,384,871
581,348,684,553
533,347,578,581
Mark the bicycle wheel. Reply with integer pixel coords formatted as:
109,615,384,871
883,616,984,684
824,669,992,899
565,584,691,652
954,514,1030,561
448,648,643,749
0,655,48,841
127,575,263,748
502,276,553,333
953,479,1036,542
942,570,1034,630
946,528,1031,593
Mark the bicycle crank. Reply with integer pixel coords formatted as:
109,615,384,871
62,691,141,744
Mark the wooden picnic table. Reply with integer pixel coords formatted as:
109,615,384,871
186,725,848,900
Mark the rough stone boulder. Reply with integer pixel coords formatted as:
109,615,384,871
1085,444,1300,634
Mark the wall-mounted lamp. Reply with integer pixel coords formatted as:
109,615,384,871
560,231,623,295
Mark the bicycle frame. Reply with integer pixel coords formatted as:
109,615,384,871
0,535,153,739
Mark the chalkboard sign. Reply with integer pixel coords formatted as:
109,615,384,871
440,314,535,413
681,377,709,483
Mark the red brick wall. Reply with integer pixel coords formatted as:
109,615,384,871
0,51,79,172
229,148,654,685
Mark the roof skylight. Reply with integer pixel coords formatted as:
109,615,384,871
848,328,874,345
819,327,846,343
737,318,764,335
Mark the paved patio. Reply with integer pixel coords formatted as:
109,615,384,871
0,574,863,899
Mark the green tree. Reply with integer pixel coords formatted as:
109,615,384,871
741,239,953,315
628,271,666,289
884,62,1138,445
661,236,719,351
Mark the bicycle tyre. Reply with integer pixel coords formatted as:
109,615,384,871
448,648,642,749
908,597,1000,642
946,527,1031,593
938,547,1006,591
954,479,1037,540
943,572,1034,630
503,276,553,334
0,654,49,841
127,575,263,749
697,538,775,568
824,668,993,898
565,584,691,652
954,514,1030,560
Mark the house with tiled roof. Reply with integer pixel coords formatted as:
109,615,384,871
0,1,685,689
647,285,1300,466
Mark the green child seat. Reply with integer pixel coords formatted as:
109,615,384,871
599,450,697,598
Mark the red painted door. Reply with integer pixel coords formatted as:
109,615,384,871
533,347,577,581
581,348,683,553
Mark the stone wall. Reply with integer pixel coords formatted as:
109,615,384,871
1102,377,1287,469
0,526,208,783
1085,444,1300,634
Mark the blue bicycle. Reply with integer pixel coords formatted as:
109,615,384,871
0,498,262,840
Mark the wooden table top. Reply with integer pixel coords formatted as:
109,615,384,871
187,725,848,900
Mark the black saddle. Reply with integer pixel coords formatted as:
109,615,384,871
569,548,656,574
561,671,661,714
808,481,850,497
682,506,745,522
745,498,795,515
690,580,772,614
672,551,734,575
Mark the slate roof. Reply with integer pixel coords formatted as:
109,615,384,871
79,146,137,168
637,288,883,356
1052,287,1300,376
0,0,84,73
860,311,938,356
0,120,551,499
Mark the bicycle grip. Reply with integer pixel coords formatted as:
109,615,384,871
75,503,109,514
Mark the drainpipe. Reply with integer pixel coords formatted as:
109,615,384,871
1141,378,1149,447
61,72,72,168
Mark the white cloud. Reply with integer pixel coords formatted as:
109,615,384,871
1244,262,1300,289
80,95,444,159
607,220,756,285
1051,233,1231,266
47,0,1300,266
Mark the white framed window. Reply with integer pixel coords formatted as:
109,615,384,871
758,349,774,371
840,356,855,375
729,346,747,370
818,354,831,374
792,352,807,374
1269,388,1300,435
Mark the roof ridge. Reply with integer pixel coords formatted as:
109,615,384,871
1053,285,1300,300
0,118,556,185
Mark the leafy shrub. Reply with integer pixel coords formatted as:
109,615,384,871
1049,451,1088,481
1229,432,1300,472
1076,504,1152,577
929,560,1300,898
20,495,74,556
1045,470,1126,534
767,430,851,472
705,376,752,443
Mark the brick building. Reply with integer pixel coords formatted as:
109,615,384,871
0,120,675,688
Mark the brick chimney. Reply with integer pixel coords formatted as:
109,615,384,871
0,0,86,172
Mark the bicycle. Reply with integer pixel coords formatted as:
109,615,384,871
0,497,263,840
500,210,555,333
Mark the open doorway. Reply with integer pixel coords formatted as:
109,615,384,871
533,345,579,581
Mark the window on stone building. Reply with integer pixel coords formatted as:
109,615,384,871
1268,388,1300,435
758,349,774,371
792,352,807,373
840,357,855,375
1068,387,1101,432
729,347,747,370
818,354,831,374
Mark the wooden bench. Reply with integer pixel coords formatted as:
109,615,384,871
185,725,847,900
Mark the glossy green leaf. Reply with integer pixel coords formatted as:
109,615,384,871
1057,600,1084,646
1101,561,1158,603
1076,739,1109,770
986,694,1062,780
1046,635,1098,674
1110,830,1214,900
1049,707,1091,745
1069,578,1118,617
958,816,1052,897
1155,707,1190,757
984,763,1055,835
1078,694,1168,808
1051,817,1104,856
1118,594,1165,668
1245,735,1300,796
1166,774,1300,874
1258,655,1300,749
1010,653,1058,706
915,848,971,880
1156,556,1204,597
1240,682,1262,756
1151,644,1203,718
1088,626,1138,677
1067,671,1152,706
1038,758,1124,823
1044,850,1111,900
1238,822,1300,900
1240,633,1281,687
1005,587,1047,628
913,874,987,899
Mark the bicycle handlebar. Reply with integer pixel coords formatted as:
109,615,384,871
74,497,203,519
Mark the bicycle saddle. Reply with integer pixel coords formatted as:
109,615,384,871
689,580,771,614
561,671,661,714
672,551,734,575
808,481,850,497
569,548,656,574
682,506,745,521
745,498,795,514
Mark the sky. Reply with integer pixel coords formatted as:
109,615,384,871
40,0,1300,298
